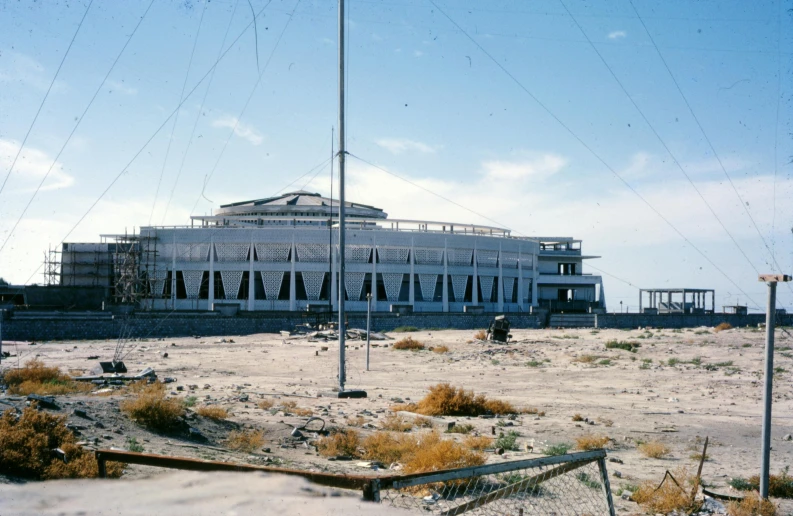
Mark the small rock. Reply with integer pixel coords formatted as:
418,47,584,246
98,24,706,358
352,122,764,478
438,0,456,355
94,421,105,429
73,408,90,419
783,434,792,441
176,386,184,391
609,457,624,464
161,352,168,358
239,394,249,402
614,471,622,478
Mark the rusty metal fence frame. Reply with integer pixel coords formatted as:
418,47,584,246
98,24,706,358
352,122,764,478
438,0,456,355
96,448,615,514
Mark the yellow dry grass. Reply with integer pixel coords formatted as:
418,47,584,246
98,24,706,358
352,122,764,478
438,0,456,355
413,416,434,428
2,359,93,396
380,413,414,432
195,406,228,420
632,467,697,513
119,382,185,432
715,322,734,333
639,441,671,459
473,330,487,341
362,430,486,473
572,355,601,364
575,434,610,451
463,435,493,451
257,399,275,410
727,492,777,516
226,429,265,452
393,383,517,416
345,415,366,427
316,429,361,458
393,337,425,351
572,413,584,421
432,345,450,353
0,406,124,479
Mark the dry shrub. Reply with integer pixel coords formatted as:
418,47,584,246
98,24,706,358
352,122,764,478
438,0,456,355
432,345,450,353
575,434,610,451
727,492,777,516
0,406,123,479
473,330,487,341
715,322,734,333
572,413,584,422
362,430,485,473
633,467,697,513
280,400,298,410
463,435,493,451
381,413,413,432
639,441,671,459
345,415,366,427
521,407,545,416
393,337,425,351
119,382,185,432
226,429,265,452
316,429,360,457
292,407,314,417
2,359,92,396
573,355,600,364
257,399,275,410
597,417,614,427
414,416,434,428
739,472,793,499
395,383,517,416
196,406,228,420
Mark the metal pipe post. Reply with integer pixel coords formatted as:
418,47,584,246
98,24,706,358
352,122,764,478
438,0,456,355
366,293,372,371
760,280,777,499
337,0,346,392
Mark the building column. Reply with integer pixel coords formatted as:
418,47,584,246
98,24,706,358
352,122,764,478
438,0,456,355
442,239,449,312
409,237,415,308
517,245,524,311
472,244,479,306
531,250,538,307
208,237,214,311
247,237,254,311
331,235,337,311
497,244,504,312
371,235,377,311
171,232,177,309
289,235,296,311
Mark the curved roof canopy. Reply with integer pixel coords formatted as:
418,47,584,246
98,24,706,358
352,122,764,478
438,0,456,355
215,191,387,220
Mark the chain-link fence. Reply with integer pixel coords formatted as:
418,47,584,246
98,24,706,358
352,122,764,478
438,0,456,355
376,449,615,515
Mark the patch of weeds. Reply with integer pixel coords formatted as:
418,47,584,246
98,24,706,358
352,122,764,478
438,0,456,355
463,435,492,451
526,360,542,367
633,467,698,513
345,415,366,427
446,423,475,434
196,406,229,420
667,358,680,366
393,337,425,351
715,361,734,367
127,437,144,453
491,359,500,366
543,443,571,456
774,367,786,374
392,326,419,333
473,330,487,341
605,340,640,352
362,430,485,474
183,396,198,408
695,330,711,335
638,441,671,459
494,430,520,451
226,429,265,452
742,343,752,348
726,492,778,516
393,383,518,416
432,345,449,354
0,406,124,479
689,357,702,366
1,359,93,396
729,468,793,498
598,359,612,366
573,354,601,364
689,452,710,461
120,381,185,432
575,434,610,451
572,413,584,422
317,429,360,457
257,399,275,410
640,358,652,370
380,413,413,432
576,471,602,490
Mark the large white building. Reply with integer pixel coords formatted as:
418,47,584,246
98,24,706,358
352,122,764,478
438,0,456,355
61,191,605,313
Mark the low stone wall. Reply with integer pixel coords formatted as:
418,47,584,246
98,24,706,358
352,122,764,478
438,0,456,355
0,311,543,342
595,313,792,329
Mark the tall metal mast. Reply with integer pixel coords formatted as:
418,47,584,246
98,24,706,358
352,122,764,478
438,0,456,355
337,0,347,393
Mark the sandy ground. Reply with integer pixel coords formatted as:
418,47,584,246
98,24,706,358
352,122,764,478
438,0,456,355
2,325,792,514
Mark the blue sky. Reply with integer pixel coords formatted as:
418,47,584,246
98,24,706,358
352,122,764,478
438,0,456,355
0,0,791,312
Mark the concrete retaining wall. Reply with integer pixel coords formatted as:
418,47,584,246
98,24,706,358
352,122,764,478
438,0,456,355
0,311,544,342
595,313,792,329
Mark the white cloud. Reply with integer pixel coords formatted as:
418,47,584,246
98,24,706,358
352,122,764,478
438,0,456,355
105,79,137,95
212,116,264,146
414,50,424,58
481,154,567,181
0,51,67,92
608,30,626,40
0,138,74,192
375,138,437,155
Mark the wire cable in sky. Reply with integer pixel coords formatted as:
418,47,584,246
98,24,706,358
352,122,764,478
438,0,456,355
149,0,209,226
0,0,94,198
0,0,155,256
628,0,784,275
12,0,278,287
188,0,301,218
426,0,762,310
164,0,241,221
558,0,761,277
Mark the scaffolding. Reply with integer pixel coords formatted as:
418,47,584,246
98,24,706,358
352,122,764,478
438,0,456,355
111,231,158,307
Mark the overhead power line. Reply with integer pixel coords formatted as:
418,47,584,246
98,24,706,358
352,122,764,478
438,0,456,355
0,0,156,256
426,0,762,310
0,0,94,197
